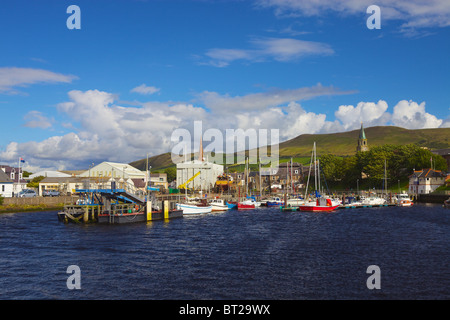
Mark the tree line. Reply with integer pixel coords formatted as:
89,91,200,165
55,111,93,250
319,144,447,190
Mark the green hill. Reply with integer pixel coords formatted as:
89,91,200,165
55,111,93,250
129,126,450,171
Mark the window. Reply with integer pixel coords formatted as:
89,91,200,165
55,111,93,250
2,185,4,192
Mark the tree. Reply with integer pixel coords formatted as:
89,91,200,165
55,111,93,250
164,167,177,183
27,176,45,188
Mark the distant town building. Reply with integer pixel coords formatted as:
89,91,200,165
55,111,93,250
408,168,447,195
0,165,28,196
0,169,14,197
356,123,369,152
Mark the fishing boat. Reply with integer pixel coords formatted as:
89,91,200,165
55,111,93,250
396,193,413,207
176,198,212,215
209,198,229,211
286,196,305,207
237,200,256,210
266,197,283,207
297,197,340,212
226,201,237,209
296,142,340,212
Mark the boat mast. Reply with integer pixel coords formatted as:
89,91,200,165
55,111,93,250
304,143,314,200
314,142,318,195
259,157,262,199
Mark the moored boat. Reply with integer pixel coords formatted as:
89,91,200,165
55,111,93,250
209,198,229,211
396,193,413,207
297,197,340,212
266,197,283,207
237,199,256,210
176,198,212,215
176,202,212,215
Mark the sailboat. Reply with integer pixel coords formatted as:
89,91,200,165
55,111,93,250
237,158,256,210
175,136,212,215
297,142,340,212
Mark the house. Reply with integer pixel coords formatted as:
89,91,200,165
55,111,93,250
149,173,168,190
0,165,28,196
408,168,447,195
260,162,304,192
230,162,305,194
0,169,14,197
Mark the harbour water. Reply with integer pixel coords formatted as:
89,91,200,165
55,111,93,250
0,204,449,300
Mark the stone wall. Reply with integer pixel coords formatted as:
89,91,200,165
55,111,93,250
3,196,75,206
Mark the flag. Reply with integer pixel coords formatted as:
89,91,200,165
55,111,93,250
20,157,25,163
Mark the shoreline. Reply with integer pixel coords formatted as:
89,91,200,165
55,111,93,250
0,204,64,214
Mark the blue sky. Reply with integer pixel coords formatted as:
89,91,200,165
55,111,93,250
0,0,449,171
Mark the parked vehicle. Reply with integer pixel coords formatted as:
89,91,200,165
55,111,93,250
18,189,37,198
42,190,60,197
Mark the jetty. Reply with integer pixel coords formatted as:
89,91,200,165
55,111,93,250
57,187,182,224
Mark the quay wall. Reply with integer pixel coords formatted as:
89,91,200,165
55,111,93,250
3,196,75,206
416,194,449,204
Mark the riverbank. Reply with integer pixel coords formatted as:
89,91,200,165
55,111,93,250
0,203,65,214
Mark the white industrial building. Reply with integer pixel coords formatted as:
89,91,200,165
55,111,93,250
176,141,223,191
176,160,223,191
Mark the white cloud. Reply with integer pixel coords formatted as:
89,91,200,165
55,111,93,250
256,0,450,33
335,100,391,130
391,100,443,129
131,84,161,95
197,84,352,113
0,87,446,171
23,111,53,129
0,67,77,94
202,37,334,67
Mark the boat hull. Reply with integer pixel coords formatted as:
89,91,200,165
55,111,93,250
211,205,229,211
398,200,413,207
177,203,212,215
297,204,340,212
237,203,255,210
266,201,283,207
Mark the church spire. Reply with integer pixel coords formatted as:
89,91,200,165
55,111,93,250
359,122,366,140
357,122,369,152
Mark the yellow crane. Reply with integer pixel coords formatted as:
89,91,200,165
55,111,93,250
178,171,201,190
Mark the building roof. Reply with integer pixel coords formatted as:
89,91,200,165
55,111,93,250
409,168,447,179
431,148,450,156
0,170,13,183
78,161,145,178
0,165,27,183
29,171,72,179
